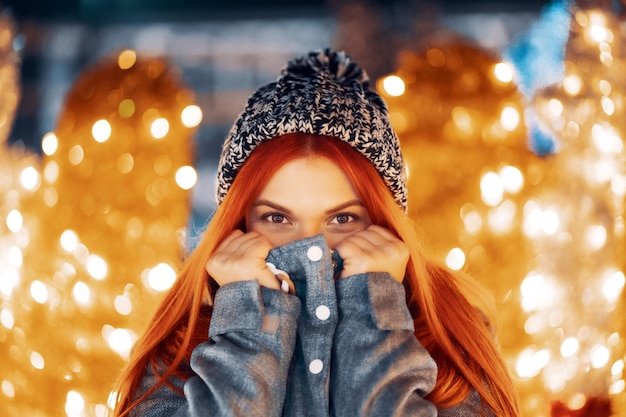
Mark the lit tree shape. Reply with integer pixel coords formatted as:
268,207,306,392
0,9,44,412
381,39,541,369
2,50,202,417
523,5,625,416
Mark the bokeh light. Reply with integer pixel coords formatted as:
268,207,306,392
1,50,199,417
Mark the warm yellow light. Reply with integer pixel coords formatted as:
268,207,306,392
87,255,108,280
451,106,472,133
601,96,615,116
561,337,579,357
535,349,551,368
6,209,23,232
480,172,503,206
522,200,543,239
612,360,624,376
75,337,91,356
602,270,625,302
463,211,482,234
153,155,172,176
72,281,91,305
0,267,19,296
114,295,132,315
389,110,408,133
107,328,133,357
523,201,561,237
445,248,465,271
30,280,49,304
610,379,625,395
107,391,118,410
42,132,59,155
151,118,169,139
0,308,15,329
563,74,582,96
588,24,608,43
499,166,524,193
611,176,626,198
521,272,558,311
575,10,589,27
599,79,611,95
95,404,108,417
567,393,587,410
92,119,112,143
381,75,405,97
523,314,545,334
60,230,79,252
126,217,144,239
118,49,137,70
494,62,514,83
425,48,445,67
541,209,560,235
591,345,610,368
181,105,203,127
117,153,135,174
44,161,59,183
20,166,40,190
175,166,197,190
147,263,177,291
602,33,615,46
500,106,520,131
549,309,564,327
1,380,15,398
460,204,482,235
43,187,58,206
585,224,607,251
547,98,563,117
3,51,200,415
488,200,516,235
62,262,77,276
30,351,45,370
118,99,136,118
68,144,84,165
65,390,85,417
8,246,23,267
592,161,618,185
516,348,550,378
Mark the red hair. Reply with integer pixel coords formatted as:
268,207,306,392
111,133,520,416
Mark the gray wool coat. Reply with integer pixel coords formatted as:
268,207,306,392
130,235,493,417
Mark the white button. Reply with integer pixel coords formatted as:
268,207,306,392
307,246,323,261
309,359,323,374
315,305,331,321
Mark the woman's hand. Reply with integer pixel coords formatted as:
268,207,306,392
206,230,293,292
335,225,409,282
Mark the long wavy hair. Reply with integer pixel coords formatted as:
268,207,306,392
111,133,520,416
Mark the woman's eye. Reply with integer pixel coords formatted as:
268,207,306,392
266,213,287,224
331,214,355,224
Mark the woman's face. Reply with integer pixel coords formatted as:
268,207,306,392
246,156,372,248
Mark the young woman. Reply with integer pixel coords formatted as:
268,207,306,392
110,49,520,417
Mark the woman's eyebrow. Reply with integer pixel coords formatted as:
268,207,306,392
251,199,364,216
251,199,293,214
324,200,364,215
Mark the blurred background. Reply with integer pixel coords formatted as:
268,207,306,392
5,0,553,220
0,0,625,416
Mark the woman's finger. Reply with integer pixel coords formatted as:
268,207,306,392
335,226,409,282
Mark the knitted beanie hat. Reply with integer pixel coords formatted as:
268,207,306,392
216,48,407,210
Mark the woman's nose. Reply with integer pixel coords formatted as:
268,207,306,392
295,223,322,241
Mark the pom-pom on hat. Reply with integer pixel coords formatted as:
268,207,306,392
216,48,407,210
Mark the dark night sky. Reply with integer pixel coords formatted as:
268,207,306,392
3,0,554,23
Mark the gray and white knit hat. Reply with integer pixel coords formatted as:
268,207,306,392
216,48,407,210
